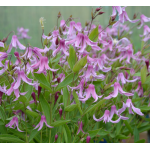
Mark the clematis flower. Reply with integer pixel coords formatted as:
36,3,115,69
7,35,26,53
111,6,122,17
17,27,31,39
6,81,27,101
13,70,35,90
52,39,69,56
0,52,7,62
113,7,139,27
140,25,150,42
93,105,128,123
32,56,58,74
79,65,105,81
5,116,23,132
14,52,22,65
104,82,134,99
0,60,10,75
34,115,53,131
69,78,87,98
135,81,143,97
117,72,139,85
137,14,150,29
0,41,4,47
66,33,100,53
120,99,144,116
79,84,103,103
77,121,85,135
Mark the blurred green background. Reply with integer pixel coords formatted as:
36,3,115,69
0,6,150,51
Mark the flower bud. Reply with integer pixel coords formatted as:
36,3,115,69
0,91,3,105
55,37,59,45
31,92,37,104
38,86,42,98
57,12,61,18
2,37,8,43
86,136,91,143
96,7,102,12
133,13,137,19
98,11,105,15
145,60,149,71
57,77,61,83
14,52,20,57
59,107,63,118
55,134,58,141
39,17,45,30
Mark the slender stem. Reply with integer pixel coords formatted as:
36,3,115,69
41,130,42,143
24,103,28,143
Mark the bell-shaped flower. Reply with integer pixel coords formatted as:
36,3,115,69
0,41,4,47
104,82,134,99
77,121,85,134
111,6,122,17
14,52,22,65
7,35,26,53
140,25,150,42
117,72,139,85
0,60,10,75
121,99,144,116
0,52,7,63
13,70,35,90
53,39,69,56
113,7,139,27
79,84,103,103
79,65,105,81
34,115,53,131
135,81,143,97
5,116,23,132
32,56,58,74
69,78,87,98
138,14,150,29
66,33,99,53
51,73,65,87
17,27,31,39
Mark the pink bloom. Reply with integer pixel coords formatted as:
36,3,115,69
117,72,139,85
14,52,22,65
0,52,7,62
104,82,134,99
77,121,84,135
138,14,150,29
34,115,53,131
86,136,91,143
79,84,103,103
17,27,31,39
13,70,35,90
111,6,122,17
53,39,69,56
7,35,26,53
0,60,10,75
0,41,4,47
5,116,23,132
135,81,143,97
32,56,58,74
120,99,144,116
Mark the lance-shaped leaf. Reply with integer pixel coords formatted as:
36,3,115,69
141,65,147,84
34,73,52,92
51,120,70,127
65,104,77,112
63,87,69,109
63,124,71,143
68,45,77,70
73,56,87,73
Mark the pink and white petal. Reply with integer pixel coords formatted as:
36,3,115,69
17,40,26,50
93,114,104,122
13,75,21,89
132,105,144,116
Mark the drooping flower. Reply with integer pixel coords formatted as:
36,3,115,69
137,14,150,29
120,99,144,116
7,35,26,53
111,6,122,17
5,116,23,132
135,81,143,97
104,82,134,99
17,27,31,39
0,60,10,76
59,107,63,118
32,56,58,74
34,115,53,131
0,41,4,47
14,52,22,65
77,121,84,135
79,84,103,103
0,52,7,62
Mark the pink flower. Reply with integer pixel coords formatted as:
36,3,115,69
77,121,84,134
138,14,150,29
14,52,22,65
111,6,122,17
93,105,128,123
17,27,31,39
79,84,103,103
135,81,143,97
120,99,144,116
32,56,58,74
0,41,4,47
104,82,134,99
34,115,53,131
7,35,26,53
0,60,10,76
0,52,7,62
5,116,23,132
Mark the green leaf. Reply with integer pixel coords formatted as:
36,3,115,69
139,106,150,112
65,104,77,112
88,128,101,138
135,139,145,143
141,65,147,84
26,110,40,118
133,127,139,142
117,134,130,139
124,120,133,135
18,95,28,103
63,87,69,108
72,90,83,115
98,129,109,136
38,94,50,125
51,120,70,127
29,129,39,142
84,99,106,115
68,45,77,70
63,124,71,143
138,125,150,133
56,73,77,90
0,134,25,143
133,72,141,77
89,26,98,42
73,56,87,73
0,106,6,123
34,73,52,92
